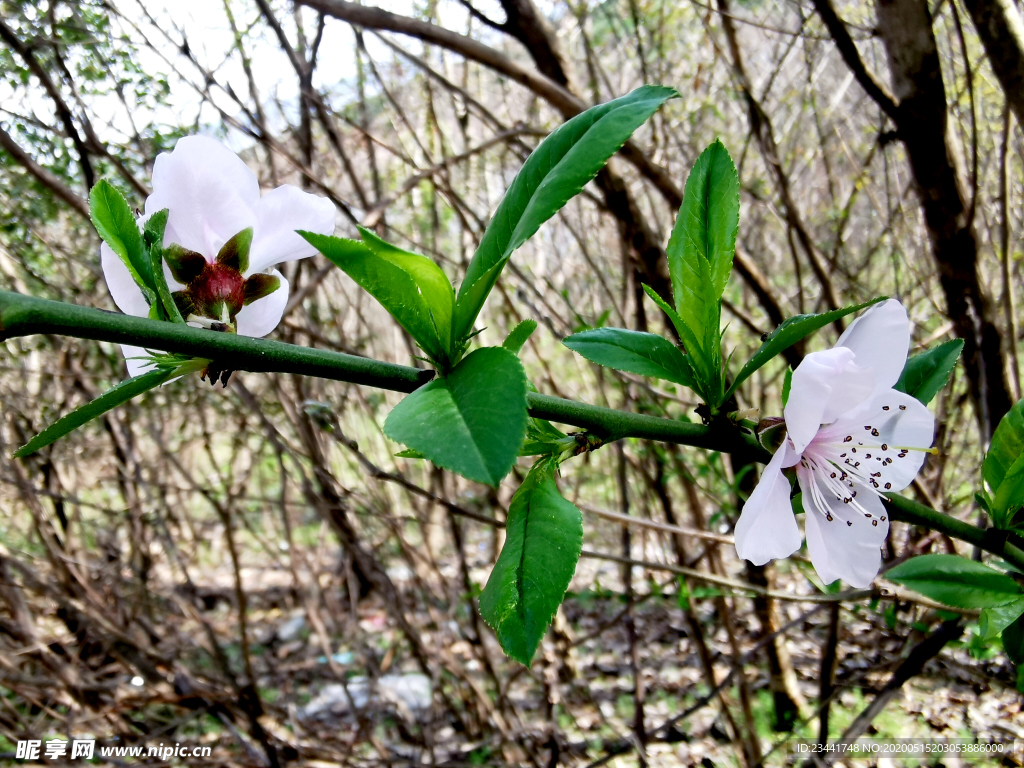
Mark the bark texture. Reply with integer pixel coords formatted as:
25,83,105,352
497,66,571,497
962,0,1024,130
875,0,1013,440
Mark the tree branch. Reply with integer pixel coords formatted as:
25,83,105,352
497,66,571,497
962,0,1024,130
717,0,844,326
833,619,963,748
810,0,901,122
3,289,1021,572
0,124,90,218
299,0,583,115
296,0,684,208
0,290,432,393
0,17,95,189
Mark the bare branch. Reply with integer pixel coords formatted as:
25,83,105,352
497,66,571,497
0,124,90,218
810,0,901,122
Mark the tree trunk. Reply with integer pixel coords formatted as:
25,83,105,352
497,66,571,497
962,0,1024,130
875,0,1013,441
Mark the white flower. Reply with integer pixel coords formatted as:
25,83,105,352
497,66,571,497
734,299,936,587
101,135,336,377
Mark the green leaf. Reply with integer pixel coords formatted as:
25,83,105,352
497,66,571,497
985,399,1024,498
520,417,568,456
479,458,583,664
672,236,719,361
357,227,454,352
451,260,504,353
520,381,568,457
668,139,739,307
659,140,738,402
384,346,528,485
781,367,792,407
301,232,454,365
453,85,678,345
90,179,154,302
144,209,185,324
143,207,167,251
503,319,538,355
993,452,1024,527
642,284,713,398
1003,613,1024,664
563,327,694,387
724,298,885,400
13,368,175,458
894,338,964,405
641,283,686,337
886,554,1023,609
394,448,427,460
975,491,993,516
980,597,1024,639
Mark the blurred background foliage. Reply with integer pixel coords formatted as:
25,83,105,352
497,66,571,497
0,0,1022,764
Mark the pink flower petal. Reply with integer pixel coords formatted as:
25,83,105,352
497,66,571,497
734,441,802,565
835,298,910,392
145,135,258,259
247,185,336,274
235,270,290,338
822,389,935,493
101,243,150,317
785,347,873,452
802,483,887,588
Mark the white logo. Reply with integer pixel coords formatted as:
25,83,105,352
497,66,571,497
15,741,41,760
70,740,95,759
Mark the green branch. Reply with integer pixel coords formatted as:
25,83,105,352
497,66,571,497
884,494,1024,572
526,392,769,462
0,290,433,393
3,290,1019,571
0,290,765,457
